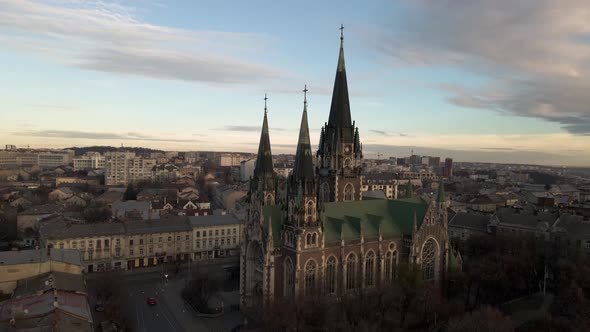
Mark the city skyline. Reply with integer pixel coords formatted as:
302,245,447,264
2,1,590,166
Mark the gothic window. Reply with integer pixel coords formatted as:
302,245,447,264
284,257,294,298
385,251,397,283
422,239,437,280
304,260,317,296
306,201,314,223
365,251,375,287
326,256,337,294
321,182,330,202
312,233,317,245
306,233,312,246
345,253,357,291
288,199,294,220
344,184,354,201
266,194,273,206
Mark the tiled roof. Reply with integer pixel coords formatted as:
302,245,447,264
188,214,242,227
449,213,490,232
0,249,81,266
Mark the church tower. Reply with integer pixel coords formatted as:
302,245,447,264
317,25,362,203
287,86,318,228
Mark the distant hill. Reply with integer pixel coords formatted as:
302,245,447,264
66,146,164,156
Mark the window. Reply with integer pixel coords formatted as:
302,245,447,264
185,235,189,240
266,194,273,206
196,231,200,238
215,239,219,246
168,236,172,242
586,240,590,249
208,240,212,247
385,251,397,283
149,238,153,244
88,240,93,248
59,242,64,249
209,230,212,236
105,239,109,248
306,201,314,219
158,237,162,242
72,241,77,249
233,237,237,244
221,229,225,236
215,230,219,236
326,256,337,294
129,240,134,246
344,184,354,201
305,260,317,295
233,228,236,234
312,233,317,245
130,249,134,256
176,235,180,241
196,241,200,248
306,233,312,246
148,247,153,254
221,239,225,245
365,251,375,287
284,258,294,298
116,239,120,246
139,248,144,255
422,239,437,280
345,253,357,291
139,239,144,245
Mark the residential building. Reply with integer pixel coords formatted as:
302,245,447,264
218,153,247,167
73,152,105,170
37,150,74,168
361,174,398,199
104,151,156,186
444,158,454,177
448,212,495,242
152,163,179,183
0,248,83,293
112,200,159,221
240,159,256,182
189,214,242,259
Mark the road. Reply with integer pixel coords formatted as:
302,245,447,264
125,274,185,332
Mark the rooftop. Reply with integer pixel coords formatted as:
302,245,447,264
188,214,241,227
0,249,82,266
40,222,125,240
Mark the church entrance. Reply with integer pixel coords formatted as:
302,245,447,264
246,241,264,308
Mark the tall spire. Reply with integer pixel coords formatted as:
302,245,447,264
327,24,352,135
293,85,314,181
254,94,273,177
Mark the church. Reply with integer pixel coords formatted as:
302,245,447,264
240,29,453,311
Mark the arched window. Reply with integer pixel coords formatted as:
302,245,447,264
304,260,317,295
306,233,312,246
384,251,397,283
422,239,437,280
344,184,354,201
284,257,294,298
365,251,375,287
311,233,317,245
288,200,294,220
326,256,337,294
345,253,357,291
321,182,330,202
265,194,273,206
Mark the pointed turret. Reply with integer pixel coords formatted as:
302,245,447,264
437,180,446,203
293,87,314,182
327,24,353,137
254,94,274,177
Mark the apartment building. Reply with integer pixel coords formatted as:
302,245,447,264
37,150,74,168
39,215,242,273
361,174,399,199
0,150,73,169
73,152,105,170
104,151,156,186
218,153,248,167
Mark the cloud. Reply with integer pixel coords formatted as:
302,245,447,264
221,125,287,132
14,130,197,143
379,0,590,135
369,129,408,137
0,0,286,83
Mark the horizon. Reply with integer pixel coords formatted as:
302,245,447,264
2,1,590,166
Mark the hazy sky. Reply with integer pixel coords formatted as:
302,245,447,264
1,0,590,166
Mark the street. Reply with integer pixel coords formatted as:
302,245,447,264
125,274,185,332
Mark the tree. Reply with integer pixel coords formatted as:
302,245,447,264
182,269,220,313
447,306,514,332
83,203,112,223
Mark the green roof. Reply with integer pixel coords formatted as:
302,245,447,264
323,199,429,244
261,198,430,246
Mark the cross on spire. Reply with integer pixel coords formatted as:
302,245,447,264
264,93,268,113
340,24,344,41
303,85,308,105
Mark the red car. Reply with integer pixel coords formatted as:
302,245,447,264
147,297,157,305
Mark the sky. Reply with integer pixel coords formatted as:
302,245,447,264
1,0,590,166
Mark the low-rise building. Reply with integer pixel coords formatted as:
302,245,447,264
0,248,82,294
189,214,242,259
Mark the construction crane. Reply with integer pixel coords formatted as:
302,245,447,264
376,152,383,160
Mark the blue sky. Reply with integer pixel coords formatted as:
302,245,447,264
1,0,590,166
